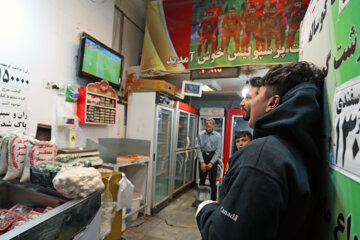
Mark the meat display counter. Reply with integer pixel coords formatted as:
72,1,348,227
0,179,101,240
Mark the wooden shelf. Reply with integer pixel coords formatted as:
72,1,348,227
77,81,117,125
87,91,117,100
87,103,116,110
81,121,115,125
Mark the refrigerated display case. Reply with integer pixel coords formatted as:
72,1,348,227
0,180,101,240
171,102,198,196
223,109,253,173
154,105,173,206
126,92,175,213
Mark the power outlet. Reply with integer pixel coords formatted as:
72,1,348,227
44,80,65,91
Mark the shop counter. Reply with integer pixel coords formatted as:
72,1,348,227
0,180,101,240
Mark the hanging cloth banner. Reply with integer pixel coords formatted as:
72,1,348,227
140,0,308,71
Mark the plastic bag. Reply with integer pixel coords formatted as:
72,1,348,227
53,167,104,199
116,173,134,211
100,177,117,240
65,84,79,102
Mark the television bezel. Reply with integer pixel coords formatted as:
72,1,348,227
77,32,124,91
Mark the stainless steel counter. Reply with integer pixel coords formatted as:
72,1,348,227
0,180,101,240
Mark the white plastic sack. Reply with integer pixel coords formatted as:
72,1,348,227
20,138,57,182
3,134,32,180
0,134,10,175
100,177,116,240
116,173,134,211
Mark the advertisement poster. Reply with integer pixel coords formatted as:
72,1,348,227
0,62,30,131
332,77,360,176
300,0,360,238
140,0,308,72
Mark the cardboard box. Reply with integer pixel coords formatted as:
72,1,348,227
127,79,179,97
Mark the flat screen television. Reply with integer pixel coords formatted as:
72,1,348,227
77,33,124,91
181,80,202,97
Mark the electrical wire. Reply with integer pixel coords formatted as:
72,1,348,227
125,214,197,230
154,215,198,229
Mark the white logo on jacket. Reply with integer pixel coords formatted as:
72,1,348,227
220,207,238,222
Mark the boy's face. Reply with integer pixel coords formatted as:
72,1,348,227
235,136,251,150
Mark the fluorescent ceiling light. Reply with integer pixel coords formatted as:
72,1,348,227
241,87,249,97
196,80,222,92
202,85,214,92
239,82,250,98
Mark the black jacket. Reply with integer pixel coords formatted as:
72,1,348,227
197,82,322,240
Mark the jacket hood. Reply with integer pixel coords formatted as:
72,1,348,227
253,82,322,160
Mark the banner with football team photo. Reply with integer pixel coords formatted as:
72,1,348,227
140,0,308,71
189,0,306,68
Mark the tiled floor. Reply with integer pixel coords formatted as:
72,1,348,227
122,187,201,240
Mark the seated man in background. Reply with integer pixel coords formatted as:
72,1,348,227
196,61,325,240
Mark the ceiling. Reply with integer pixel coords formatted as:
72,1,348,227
140,65,271,99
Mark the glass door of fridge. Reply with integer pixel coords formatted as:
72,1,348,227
154,106,173,206
177,112,189,150
185,149,196,183
229,115,253,157
188,114,198,148
174,149,196,191
174,151,186,190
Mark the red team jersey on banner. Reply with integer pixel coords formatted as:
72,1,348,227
222,14,241,34
243,12,262,32
199,19,217,36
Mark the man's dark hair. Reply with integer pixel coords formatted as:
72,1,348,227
260,61,324,99
235,131,253,140
249,76,261,88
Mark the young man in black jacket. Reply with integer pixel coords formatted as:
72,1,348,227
196,61,324,240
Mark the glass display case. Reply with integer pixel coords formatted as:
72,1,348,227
172,102,198,196
154,106,173,206
174,149,196,191
126,92,176,214
0,180,100,240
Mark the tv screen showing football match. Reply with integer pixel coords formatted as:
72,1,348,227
81,38,123,85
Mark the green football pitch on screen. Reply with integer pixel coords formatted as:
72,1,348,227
82,45,121,84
